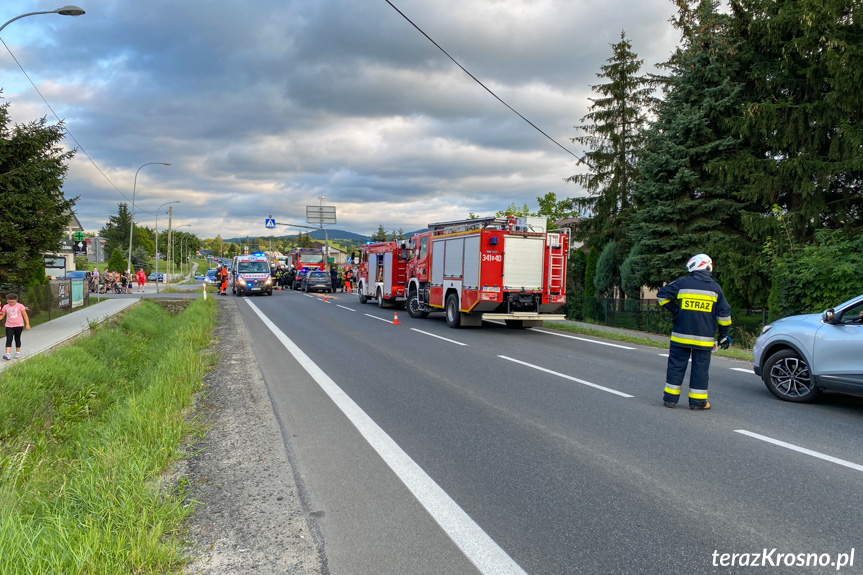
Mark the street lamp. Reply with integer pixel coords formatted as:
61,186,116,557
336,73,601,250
0,6,85,34
180,232,196,278
171,224,192,281
154,200,179,294
127,162,171,274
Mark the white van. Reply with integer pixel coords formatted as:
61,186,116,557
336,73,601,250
230,253,273,296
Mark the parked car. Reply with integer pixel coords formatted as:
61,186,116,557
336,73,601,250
56,270,89,280
147,272,165,282
753,294,863,402
194,272,206,281
301,271,333,293
203,269,219,285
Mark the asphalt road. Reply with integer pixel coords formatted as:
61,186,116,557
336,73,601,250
238,289,863,575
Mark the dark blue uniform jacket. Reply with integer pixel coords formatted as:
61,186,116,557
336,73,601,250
657,271,732,350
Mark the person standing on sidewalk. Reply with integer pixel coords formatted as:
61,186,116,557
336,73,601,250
136,267,147,293
657,254,732,410
0,293,30,360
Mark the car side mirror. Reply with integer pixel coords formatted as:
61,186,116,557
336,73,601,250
822,309,835,324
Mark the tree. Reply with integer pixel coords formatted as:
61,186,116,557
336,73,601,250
98,204,133,259
534,192,577,228
495,203,530,218
297,233,315,248
0,99,77,286
107,248,126,272
566,31,652,251
370,225,388,242
727,0,863,247
593,240,618,299
630,0,763,304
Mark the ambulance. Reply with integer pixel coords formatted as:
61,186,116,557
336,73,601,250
230,253,274,296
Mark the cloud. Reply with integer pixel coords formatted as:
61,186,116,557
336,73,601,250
1,0,681,238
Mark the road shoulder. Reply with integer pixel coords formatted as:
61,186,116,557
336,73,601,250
182,298,323,575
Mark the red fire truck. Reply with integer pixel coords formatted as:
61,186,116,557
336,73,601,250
405,216,568,328
287,247,326,272
356,241,408,307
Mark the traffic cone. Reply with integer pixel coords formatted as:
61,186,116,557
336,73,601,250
324,294,328,302
393,312,401,325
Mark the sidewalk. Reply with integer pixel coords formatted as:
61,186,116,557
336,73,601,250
0,298,140,373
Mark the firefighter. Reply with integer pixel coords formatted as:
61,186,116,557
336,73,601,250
343,267,354,293
286,266,297,290
218,265,229,295
330,266,339,293
657,254,732,410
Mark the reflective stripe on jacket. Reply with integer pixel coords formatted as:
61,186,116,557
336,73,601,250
657,271,732,349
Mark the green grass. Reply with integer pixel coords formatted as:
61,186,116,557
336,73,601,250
542,321,754,362
0,297,217,575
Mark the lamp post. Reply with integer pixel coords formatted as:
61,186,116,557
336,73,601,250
180,232,195,278
127,162,170,274
0,5,85,34
172,224,192,282
154,201,179,293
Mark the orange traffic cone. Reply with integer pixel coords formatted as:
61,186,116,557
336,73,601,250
393,312,401,325
324,294,328,302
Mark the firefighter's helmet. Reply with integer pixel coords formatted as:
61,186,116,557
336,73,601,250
686,254,713,273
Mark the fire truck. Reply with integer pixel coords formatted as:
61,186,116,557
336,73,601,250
405,216,568,328
287,247,326,272
356,241,407,307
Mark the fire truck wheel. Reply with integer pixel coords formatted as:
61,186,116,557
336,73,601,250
407,289,429,319
359,291,369,304
377,288,391,309
505,320,528,329
445,294,461,328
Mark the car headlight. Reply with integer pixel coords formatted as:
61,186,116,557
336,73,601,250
238,278,246,285
265,278,272,285
761,324,773,335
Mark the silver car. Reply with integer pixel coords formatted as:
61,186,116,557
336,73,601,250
753,294,863,402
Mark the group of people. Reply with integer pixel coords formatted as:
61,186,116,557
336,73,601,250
264,264,355,293
87,267,149,294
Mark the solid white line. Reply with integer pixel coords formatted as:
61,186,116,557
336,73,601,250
411,328,468,346
365,313,394,324
245,301,527,575
485,320,506,326
498,355,634,398
533,328,635,350
337,304,356,312
734,430,863,473
730,368,753,374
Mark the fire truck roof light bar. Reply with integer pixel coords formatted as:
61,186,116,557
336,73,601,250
428,217,506,230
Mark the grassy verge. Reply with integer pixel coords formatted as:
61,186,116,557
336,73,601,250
0,297,217,575
541,321,754,362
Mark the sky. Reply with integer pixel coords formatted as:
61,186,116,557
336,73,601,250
1,0,682,240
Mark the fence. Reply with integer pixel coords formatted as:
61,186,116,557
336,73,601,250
567,296,767,347
0,280,92,328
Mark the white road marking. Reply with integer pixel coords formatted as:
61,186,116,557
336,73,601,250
730,368,753,374
246,301,527,575
498,355,634,398
365,313,394,324
484,320,505,326
411,328,468,346
533,328,636,350
337,305,356,312
734,430,863,473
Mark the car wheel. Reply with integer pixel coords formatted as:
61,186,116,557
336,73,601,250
445,293,461,328
407,288,429,319
762,349,820,402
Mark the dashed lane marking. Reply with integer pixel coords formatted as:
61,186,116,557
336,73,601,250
365,313,394,324
735,430,863,473
337,305,356,312
410,328,468,346
498,355,634,398
533,328,636,350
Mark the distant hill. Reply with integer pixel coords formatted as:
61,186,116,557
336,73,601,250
224,229,369,243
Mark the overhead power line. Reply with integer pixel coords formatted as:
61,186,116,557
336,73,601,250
384,0,582,161
0,38,158,216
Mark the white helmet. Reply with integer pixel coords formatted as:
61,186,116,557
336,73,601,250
686,254,713,273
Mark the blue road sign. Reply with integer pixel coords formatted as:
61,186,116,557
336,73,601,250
265,218,276,229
